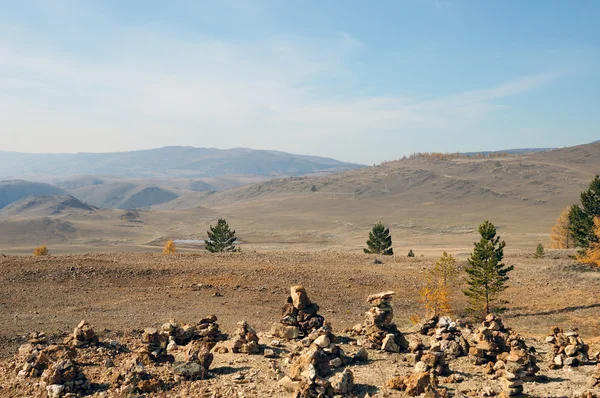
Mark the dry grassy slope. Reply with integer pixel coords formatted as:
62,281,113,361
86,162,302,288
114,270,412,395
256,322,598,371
186,143,600,252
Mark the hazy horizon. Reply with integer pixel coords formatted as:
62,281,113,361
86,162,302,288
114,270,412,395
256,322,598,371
1,1,599,164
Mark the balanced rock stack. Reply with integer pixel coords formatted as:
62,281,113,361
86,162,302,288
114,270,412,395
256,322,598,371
413,345,451,377
546,326,590,368
271,285,325,340
41,359,91,398
418,316,470,359
16,341,76,379
109,357,164,394
351,291,409,352
386,371,440,397
232,320,260,354
65,320,98,348
282,341,355,397
140,316,227,365
299,325,352,368
468,314,539,397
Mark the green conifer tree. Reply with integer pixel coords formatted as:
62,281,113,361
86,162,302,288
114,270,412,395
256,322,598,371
205,218,237,253
569,175,600,248
463,221,513,317
533,243,545,258
408,249,415,258
364,222,394,255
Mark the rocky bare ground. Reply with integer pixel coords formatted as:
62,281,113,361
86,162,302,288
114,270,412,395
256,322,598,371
0,251,600,397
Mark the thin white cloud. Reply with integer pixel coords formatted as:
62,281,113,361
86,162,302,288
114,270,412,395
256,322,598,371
0,19,558,161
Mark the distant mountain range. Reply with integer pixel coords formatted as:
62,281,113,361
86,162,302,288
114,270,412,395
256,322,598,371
0,146,363,179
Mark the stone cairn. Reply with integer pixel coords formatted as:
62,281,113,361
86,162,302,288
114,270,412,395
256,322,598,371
386,371,440,397
232,320,260,354
271,285,325,340
468,314,539,397
109,356,164,395
14,322,95,398
418,315,470,359
280,328,355,398
546,326,590,368
350,291,409,352
65,320,98,347
135,315,227,383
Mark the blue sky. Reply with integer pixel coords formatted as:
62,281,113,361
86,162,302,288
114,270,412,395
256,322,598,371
1,1,599,164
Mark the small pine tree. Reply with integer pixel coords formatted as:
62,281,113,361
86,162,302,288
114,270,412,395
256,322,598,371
548,206,574,249
163,240,177,254
533,243,544,258
463,221,513,317
205,219,237,253
408,249,415,257
363,222,393,255
577,217,600,267
33,245,49,256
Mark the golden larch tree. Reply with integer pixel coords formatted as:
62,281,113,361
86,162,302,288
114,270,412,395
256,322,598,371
577,217,600,267
548,206,573,249
33,245,49,256
419,251,459,318
163,240,177,254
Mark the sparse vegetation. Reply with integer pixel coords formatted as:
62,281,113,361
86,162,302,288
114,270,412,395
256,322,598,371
363,222,393,255
310,185,317,192
407,249,415,258
569,175,600,248
33,245,49,256
163,240,177,254
577,216,600,267
205,218,237,253
534,243,545,258
463,221,513,317
548,206,574,249
419,252,459,318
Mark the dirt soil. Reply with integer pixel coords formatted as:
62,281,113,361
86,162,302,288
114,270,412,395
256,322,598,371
1,251,599,397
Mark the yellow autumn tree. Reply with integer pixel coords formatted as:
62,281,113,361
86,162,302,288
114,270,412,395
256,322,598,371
163,240,177,254
548,206,573,249
33,245,49,256
577,217,600,267
419,252,459,318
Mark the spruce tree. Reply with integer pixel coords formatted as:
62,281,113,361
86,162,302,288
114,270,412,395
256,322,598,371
205,218,237,253
364,222,393,255
569,175,600,248
408,249,415,258
533,243,544,258
463,221,513,317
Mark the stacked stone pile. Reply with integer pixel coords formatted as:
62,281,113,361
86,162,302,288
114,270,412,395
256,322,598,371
271,286,325,340
299,325,352,368
546,326,590,368
418,316,470,359
16,342,76,379
232,320,260,354
386,371,440,397
350,291,409,352
64,320,98,348
140,315,227,364
468,314,539,397
413,346,451,377
41,359,91,398
108,357,164,394
281,341,355,398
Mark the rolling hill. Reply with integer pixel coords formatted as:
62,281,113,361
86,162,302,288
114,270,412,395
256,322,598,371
0,180,66,209
0,146,363,179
